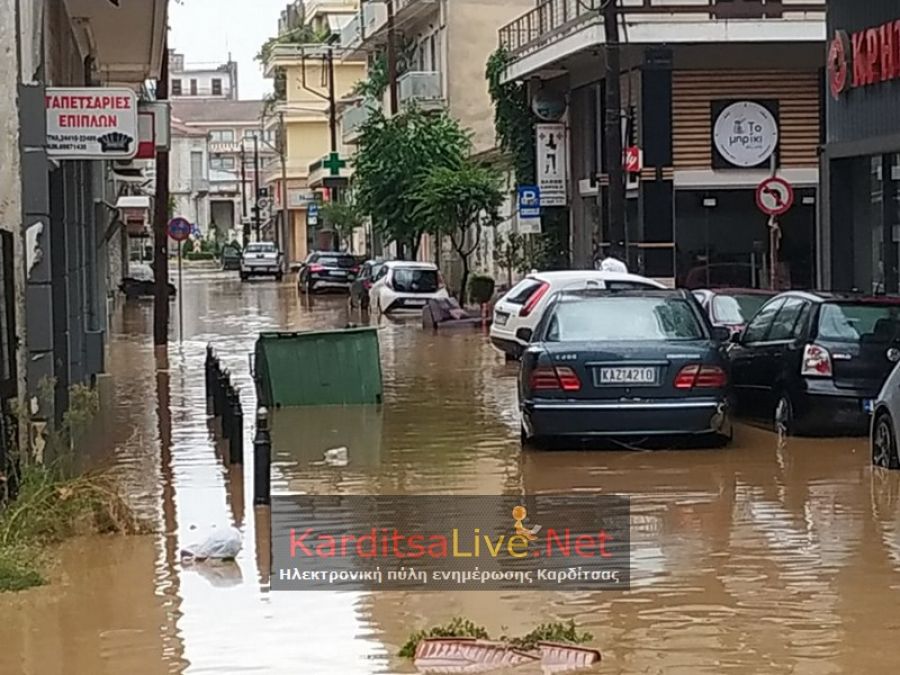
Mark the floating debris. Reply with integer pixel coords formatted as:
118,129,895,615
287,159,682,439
414,638,601,674
180,525,242,561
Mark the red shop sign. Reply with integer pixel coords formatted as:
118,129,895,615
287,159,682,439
828,19,900,99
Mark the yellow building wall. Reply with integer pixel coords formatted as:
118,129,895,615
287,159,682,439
286,121,331,171
284,62,366,105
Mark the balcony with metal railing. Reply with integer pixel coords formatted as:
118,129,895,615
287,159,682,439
499,0,826,67
398,71,444,110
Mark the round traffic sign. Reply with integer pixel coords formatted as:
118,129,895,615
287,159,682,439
257,197,271,210
168,216,192,242
755,177,794,217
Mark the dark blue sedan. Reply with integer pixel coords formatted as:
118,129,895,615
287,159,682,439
518,289,733,448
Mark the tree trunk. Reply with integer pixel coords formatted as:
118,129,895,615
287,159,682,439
458,256,470,307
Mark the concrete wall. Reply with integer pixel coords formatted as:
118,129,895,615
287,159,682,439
447,0,533,155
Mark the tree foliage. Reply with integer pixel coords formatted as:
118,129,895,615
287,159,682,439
321,199,366,250
353,55,389,101
413,161,504,300
354,108,470,258
486,48,537,185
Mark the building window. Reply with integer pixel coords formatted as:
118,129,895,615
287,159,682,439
190,79,198,95
209,129,235,143
210,155,236,171
212,78,222,96
171,79,182,96
190,150,204,181
243,128,260,140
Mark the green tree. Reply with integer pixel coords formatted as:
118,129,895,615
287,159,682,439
414,160,504,301
354,108,469,259
320,199,366,250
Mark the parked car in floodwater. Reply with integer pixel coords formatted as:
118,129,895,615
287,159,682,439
491,270,666,361
730,291,900,436
518,288,733,449
369,261,448,313
693,288,776,337
349,260,385,310
872,362,900,470
297,251,359,294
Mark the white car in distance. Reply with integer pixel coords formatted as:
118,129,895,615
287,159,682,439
369,261,449,314
490,270,667,359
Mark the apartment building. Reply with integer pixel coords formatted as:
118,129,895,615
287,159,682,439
170,121,210,240
171,100,276,243
264,1,366,263
497,0,826,287
169,50,239,100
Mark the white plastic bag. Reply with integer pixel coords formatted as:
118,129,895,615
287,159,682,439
181,525,242,561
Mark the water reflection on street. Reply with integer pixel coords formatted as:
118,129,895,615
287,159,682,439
2,268,900,674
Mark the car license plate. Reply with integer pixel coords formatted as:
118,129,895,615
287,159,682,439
495,312,509,326
405,299,426,306
863,399,875,414
331,270,347,277
596,366,657,386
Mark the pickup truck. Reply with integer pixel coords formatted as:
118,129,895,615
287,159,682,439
240,242,284,281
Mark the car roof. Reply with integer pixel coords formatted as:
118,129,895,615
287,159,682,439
707,287,777,296
384,261,438,270
555,288,693,301
312,250,354,256
773,290,900,304
529,270,665,287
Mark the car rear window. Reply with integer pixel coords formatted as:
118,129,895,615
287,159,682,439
603,280,660,291
818,302,900,343
392,268,439,293
712,296,746,324
731,294,771,321
315,255,356,268
546,296,705,342
504,278,544,305
246,243,276,253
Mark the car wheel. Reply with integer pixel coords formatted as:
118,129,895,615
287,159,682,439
276,272,284,282
873,412,900,470
504,352,518,363
240,273,248,281
774,393,796,436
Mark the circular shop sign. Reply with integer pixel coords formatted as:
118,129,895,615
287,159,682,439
713,101,779,168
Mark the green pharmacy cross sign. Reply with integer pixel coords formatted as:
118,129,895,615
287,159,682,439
323,152,346,177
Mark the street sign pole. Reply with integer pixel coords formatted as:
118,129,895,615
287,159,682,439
177,242,184,342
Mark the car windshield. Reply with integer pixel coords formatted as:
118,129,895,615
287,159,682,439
545,296,705,342
818,302,900,343
712,296,747,324
393,268,439,293
316,255,356,268
246,243,276,254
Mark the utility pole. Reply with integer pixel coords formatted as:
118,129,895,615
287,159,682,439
386,0,399,115
153,40,170,347
240,141,249,247
253,134,261,241
279,112,289,261
603,0,626,256
326,48,340,204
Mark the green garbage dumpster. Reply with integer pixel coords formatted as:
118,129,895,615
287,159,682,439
254,328,383,408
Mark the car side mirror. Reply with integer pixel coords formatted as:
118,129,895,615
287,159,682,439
516,327,534,343
712,326,731,343
729,329,744,344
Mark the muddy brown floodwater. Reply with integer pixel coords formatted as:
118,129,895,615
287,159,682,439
3,267,900,674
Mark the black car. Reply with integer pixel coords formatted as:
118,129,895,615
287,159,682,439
518,289,732,448
349,260,385,310
297,252,359,293
729,291,900,436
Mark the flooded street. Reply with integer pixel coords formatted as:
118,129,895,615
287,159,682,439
3,268,900,674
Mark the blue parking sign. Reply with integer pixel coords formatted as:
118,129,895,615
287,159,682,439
518,185,541,219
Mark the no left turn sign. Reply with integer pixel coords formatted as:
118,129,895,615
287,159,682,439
755,177,794,217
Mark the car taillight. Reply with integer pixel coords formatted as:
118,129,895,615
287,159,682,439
309,264,324,273
520,282,550,318
801,344,833,377
363,280,372,289
351,266,360,274
529,366,582,392
674,365,728,390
